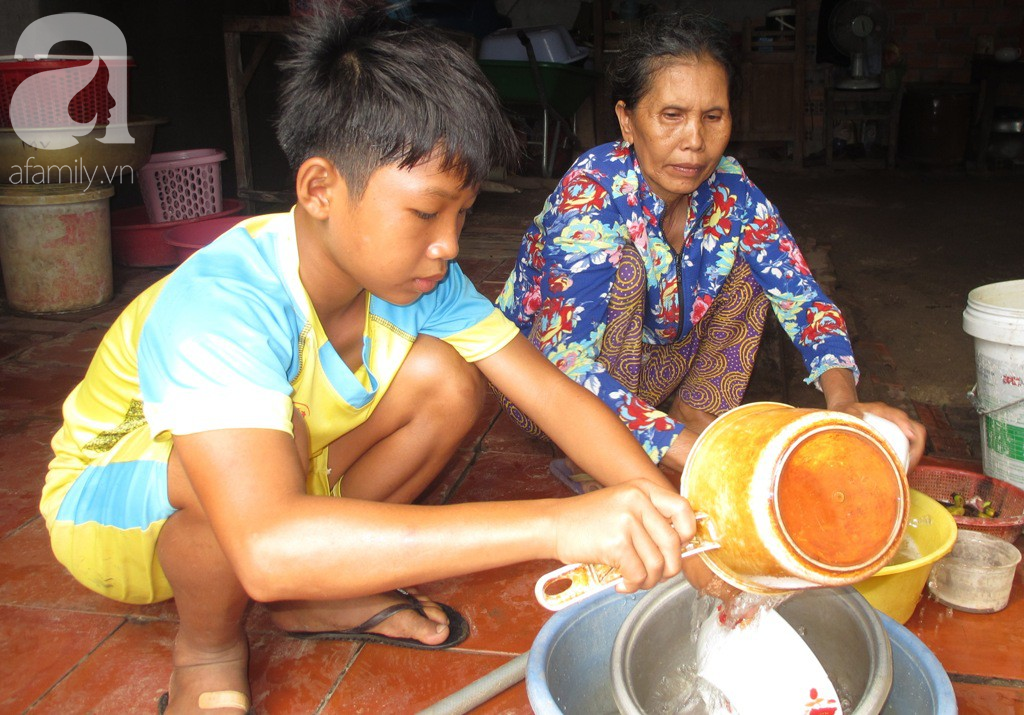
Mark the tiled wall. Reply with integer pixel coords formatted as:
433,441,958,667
805,0,829,156
884,0,1023,84
803,0,1024,156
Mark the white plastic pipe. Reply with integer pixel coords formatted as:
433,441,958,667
416,652,529,715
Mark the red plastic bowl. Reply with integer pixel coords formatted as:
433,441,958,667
110,199,243,267
164,215,254,262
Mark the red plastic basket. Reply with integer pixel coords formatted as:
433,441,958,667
908,459,1024,542
0,56,134,128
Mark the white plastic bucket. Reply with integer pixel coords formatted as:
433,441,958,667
963,279,1024,487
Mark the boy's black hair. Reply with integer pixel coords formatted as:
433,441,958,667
609,10,739,110
276,7,519,196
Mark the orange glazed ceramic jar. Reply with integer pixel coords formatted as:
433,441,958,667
681,402,910,594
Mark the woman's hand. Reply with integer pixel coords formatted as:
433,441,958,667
551,480,697,593
680,557,787,628
820,368,927,469
827,399,927,469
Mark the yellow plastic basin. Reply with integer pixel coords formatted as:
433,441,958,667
854,489,957,623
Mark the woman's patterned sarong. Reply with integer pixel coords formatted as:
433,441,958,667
496,244,770,448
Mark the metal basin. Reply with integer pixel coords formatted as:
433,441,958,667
611,577,893,714
527,578,954,714
0,115,164,184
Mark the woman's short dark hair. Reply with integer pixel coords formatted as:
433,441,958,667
609,10,738,109
275,8,518,196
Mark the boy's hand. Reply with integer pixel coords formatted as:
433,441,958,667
552,480,696,593
679,555,759,626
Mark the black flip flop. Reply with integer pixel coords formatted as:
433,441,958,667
285,589,470,650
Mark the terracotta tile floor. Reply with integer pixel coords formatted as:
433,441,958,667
1,182,1021,714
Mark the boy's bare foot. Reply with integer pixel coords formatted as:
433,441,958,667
269,588,454,647
162,634,250,714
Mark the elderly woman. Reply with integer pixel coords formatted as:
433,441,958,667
496,11,925,490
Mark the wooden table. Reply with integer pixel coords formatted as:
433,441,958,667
825,86,903,168
905,532,1024,712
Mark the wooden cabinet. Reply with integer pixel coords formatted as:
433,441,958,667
223,15,297,211
730,0,806,165
969,57,1024,167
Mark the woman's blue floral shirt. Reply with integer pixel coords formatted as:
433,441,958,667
496,141,858,461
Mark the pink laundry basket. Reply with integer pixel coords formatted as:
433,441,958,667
139,148,227,223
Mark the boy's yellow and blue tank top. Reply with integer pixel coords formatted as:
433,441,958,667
53,210,517,464
42,211,518,603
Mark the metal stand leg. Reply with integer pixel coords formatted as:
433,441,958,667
517,30,580,178
541,107,550,178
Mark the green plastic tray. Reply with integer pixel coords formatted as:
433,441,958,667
478,59,600,119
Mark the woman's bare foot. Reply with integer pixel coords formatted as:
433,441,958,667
668,400,717,433
163,632,250,714
268,588,451,647
659,400,716,476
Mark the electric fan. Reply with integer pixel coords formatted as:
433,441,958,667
828,0,888,89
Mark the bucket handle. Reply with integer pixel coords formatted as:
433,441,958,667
967,385,1024,417
534,512,719,611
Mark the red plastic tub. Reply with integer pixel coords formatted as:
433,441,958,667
164,215,254,263
111,199,243,267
